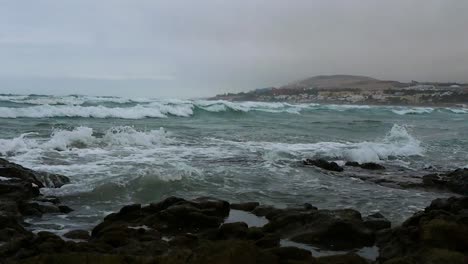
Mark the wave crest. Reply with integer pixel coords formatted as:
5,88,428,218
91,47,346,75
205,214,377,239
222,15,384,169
1,94,468,118
218,124,424,163
0,126,171,155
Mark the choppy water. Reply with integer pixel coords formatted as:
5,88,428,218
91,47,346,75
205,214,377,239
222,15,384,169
0,94,467,232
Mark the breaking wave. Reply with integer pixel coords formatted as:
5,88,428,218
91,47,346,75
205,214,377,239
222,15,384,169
0,94,467,118
216,124,424,163
0,126,171,155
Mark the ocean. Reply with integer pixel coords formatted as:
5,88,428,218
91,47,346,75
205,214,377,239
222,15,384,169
0,94,467,234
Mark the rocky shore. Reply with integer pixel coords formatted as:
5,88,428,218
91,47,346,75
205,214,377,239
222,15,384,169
1,158,467,263
303,159,468,195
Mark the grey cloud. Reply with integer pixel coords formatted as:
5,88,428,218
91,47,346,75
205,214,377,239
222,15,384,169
0,0,467,98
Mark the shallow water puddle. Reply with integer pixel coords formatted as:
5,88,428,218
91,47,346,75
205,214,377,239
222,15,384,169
224,209,268,227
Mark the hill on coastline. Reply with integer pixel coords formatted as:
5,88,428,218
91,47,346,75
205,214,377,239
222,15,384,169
281,75,401,90
212,75,468,106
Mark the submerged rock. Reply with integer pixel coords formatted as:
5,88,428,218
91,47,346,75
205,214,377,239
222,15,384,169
303,159,344,172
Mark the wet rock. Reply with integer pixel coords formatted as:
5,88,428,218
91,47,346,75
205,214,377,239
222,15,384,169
0,158,70,188
231,202,260,212
0,215,31,242
19,202,62,216
303,159,344,172
266,246,315,263
264,208,374,250
158,203,224,230
186,240,278,264
7,194,468,264
377,196,468,263
92,226,133,248
426,196,468,213
168,233,198,248
364,212,391,231
64,230,90,240
0,200,21,218
254,233,280,248
104,203,142,222
345,161,386,170
0,181,40,200
303,203,318,210
34,172,71,188
380,248,466,264
246,227,266,240
35,196,61,205
0,159,72,229
34,231,67,254
191,196,230,217
345,161,361,167
58,205,74,214
217,222,249,240
252,205,284,220
422,168,468,195
360,162,386,170
14,253,159,264
143,196,186,213
93,197,231,239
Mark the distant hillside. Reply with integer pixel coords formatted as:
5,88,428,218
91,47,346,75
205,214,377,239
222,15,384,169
211,75,468,106
281,75,405,90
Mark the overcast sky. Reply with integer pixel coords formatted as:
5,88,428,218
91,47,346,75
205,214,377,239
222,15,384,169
1,0,467,98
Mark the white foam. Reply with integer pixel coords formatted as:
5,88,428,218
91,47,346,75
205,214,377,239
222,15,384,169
0,132,39,156
102,126,171,146
43,127,95,151
215,124,423,163
0,126,171,156
0,176,11,181
3,95,468,118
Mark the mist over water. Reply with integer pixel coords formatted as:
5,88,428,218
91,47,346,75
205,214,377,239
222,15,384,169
1,94,467,232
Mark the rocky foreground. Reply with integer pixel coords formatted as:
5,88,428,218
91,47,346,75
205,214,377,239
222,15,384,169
1,158,467,264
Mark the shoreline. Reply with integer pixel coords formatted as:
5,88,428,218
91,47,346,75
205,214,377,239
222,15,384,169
206,98,468,109
1,159,467,263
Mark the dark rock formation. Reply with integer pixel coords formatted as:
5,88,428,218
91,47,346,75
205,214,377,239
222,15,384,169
303,159,344,172
0,158,70,188
345,161,386,170
363,212,391,231
263,207,375,250
231,202,260,212
1,159,467,263
359,163,386,170
64,230,90,240
377,196,468,263
422,168,468,195
316,253,368,264
0,159,71,254
345,161,361,167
